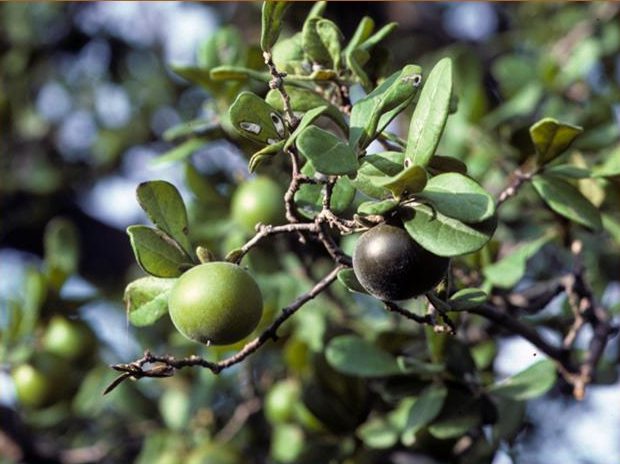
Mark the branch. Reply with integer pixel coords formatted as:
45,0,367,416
496,168,535,207
263,51,298,128
106,266,343,394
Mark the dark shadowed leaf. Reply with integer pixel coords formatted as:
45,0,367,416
44,217,79,290
406,58,452,167
530,117,583,165
337,269,368,294
124,277,176,326
532,174,602,231
326,335,402,377
136,180,193,257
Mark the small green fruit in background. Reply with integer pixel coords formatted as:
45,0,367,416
231,176,286,233
43,316,94,360
12,364,49,408
168,262,263,345
353,223,450,300
265,379,300,424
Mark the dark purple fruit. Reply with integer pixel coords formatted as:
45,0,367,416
352,224,449,300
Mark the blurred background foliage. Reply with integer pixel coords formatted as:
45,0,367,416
1,2,619,464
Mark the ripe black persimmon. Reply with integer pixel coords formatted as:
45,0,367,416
352,223,449,301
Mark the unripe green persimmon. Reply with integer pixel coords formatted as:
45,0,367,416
231,177,286,233
43,316,94,360
12,364,49,408
168,262,263,346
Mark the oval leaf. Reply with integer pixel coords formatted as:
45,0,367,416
401,204,497,257
352,151,404,199
229,91,287,145
357,199,399,216
127,225,191,278
401,386,447,445
489,360,557,400
297,126,358,175
326,335,402,377
417,172,495,223
337,268,368,294
406,58,453,167
448,288,488,311
375,164,428,198
532,174,602,231
136,180,192,257
124,277,176,326
261,1,289,52
530,118,583,165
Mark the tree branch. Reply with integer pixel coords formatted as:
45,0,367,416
105,266,343,394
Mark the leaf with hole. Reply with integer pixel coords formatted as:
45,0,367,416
124,277,176,327
406,58,453,167
136,180,192,257
229,91,287,145
532,174,602,231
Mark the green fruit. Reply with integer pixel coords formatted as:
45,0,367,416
43,316,94,360
231,177,286,233
352,224,450,300
168,262,263,345
265,380,300,424
12,364,49,408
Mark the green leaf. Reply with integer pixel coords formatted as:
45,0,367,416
302,17,339,68
349,65,422,150
427,412,480,439
532,174,602,231
44,217,79,290
401,386,447,445
375,164,427,198
153,138,206,165
209,65,270,82
229,91,287,145
337,269,368,294
248,140,286,173
483,235,551,288
396,357,445,376
359,22,397,51
448,288,488,311
325,335,402,377
124,277,176,326
482,83,543,128
171,65,215,91
427,155,468,175
265,86,347,131
184,164,227,208
297,126,358,175
406,58,453,167
544,164,591,179
261,1,289,52
357,199,398,216
417,172,495,223
357,415,399,449
127,226,191,278
489,360,556,400
352,151,404,199
344,17,375,57
136,181,192,257
530,118,583,165
284,105,328,149
163,119,219,142
401,204,497,257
